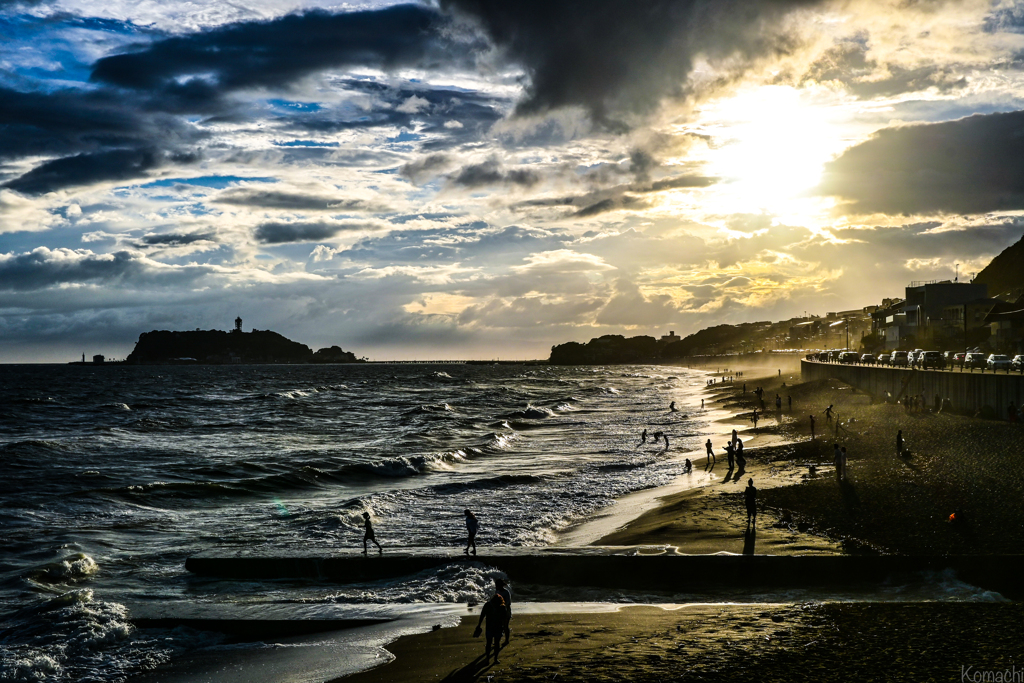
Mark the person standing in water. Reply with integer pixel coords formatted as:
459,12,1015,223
464,509,479,556
638,429,648,448
669,401,678,412
705,438,716,468
810,414,816,440
362,512,382,555
744,478,758,528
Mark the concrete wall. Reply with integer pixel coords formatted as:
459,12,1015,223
802,360,1024,416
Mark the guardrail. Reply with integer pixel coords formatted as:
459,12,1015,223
802,360,1023,417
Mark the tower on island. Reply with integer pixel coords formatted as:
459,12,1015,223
234,317,242,333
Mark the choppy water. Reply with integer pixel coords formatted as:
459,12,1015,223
0,363,710,681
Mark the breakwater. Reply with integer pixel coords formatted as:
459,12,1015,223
185,547,1024,599
802,360,1024,415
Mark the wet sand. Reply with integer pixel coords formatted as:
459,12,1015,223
335,603,1024,683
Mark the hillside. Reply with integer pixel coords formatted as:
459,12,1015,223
975,231,1024,300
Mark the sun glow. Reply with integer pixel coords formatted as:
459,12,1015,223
692,86,850,219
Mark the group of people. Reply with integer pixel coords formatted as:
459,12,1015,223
362,508,483,556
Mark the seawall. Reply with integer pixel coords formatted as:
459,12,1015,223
185,548,1024,599
801,360,1024,415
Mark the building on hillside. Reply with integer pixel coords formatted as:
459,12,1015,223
940,298,1005,342
985,308,1024,353
788,320,821,339
92,355,104,364
659,330,680,345
875,281,989,349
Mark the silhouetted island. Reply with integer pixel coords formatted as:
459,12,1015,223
125,329,362,365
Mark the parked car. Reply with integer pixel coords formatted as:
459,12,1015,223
953,353,966,365
920,351,945,369
909,349,925,367
860,353,876,365
965,352,987,369
877,353,891,365
1012,355,1024,373
891,351,909,367
943,351,957,363
987,354,1012,371
839,351,859,364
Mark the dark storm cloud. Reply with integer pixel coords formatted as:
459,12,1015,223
449,158,540,188
441,0,822,120
138,232,217,246
0,248,209,291
4,148,200,195
803,39,966,98
91,5,474,92
254,221,379,244
400,153,454,183
519,173,717,217
216,189,390,212
0,87,200,161
819,109,1024,215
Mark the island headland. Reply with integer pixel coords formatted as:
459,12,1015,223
123,323,362,365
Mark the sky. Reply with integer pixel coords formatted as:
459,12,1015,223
4,0,1024,362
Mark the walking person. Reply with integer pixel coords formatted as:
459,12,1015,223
474,593,508,665
825,404,834,422
464,509,479,556
787,395,792,411
751,409,759,431
705,438,716,469
744,478,757,528
775,394,782,411
637,429,648,448
724,441,735,470
362,512,382,555
494,578,512,645
735,438,745,469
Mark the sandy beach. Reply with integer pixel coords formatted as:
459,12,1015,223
332,358,1024,681
337,603,1024,682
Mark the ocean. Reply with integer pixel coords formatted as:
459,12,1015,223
0,363,708,682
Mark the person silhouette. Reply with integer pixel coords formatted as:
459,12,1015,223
744,479,758,528
638,429,648,448
724,442,735,470
464,509,478,556
705,438,716,468
362,512,382,555
669,401,678,412
896,429,903,457
474,593,508,664
494,577,512,645
810,414,816,440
